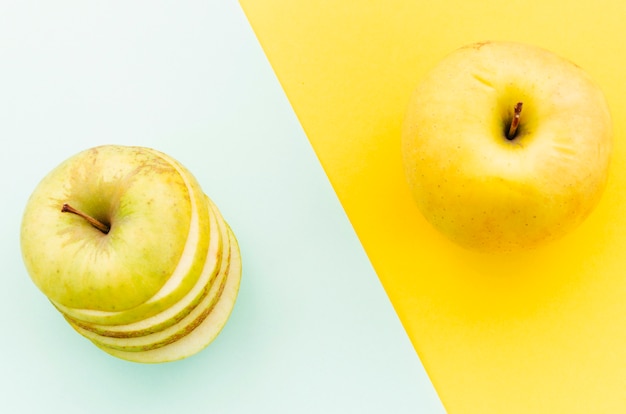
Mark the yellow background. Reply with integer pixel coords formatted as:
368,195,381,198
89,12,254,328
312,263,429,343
240,0,626,412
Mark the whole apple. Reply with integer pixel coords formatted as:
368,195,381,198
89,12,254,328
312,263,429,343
401,41,612,252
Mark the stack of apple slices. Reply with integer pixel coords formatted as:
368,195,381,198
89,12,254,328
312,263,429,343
61,197,240,364
20,146,241,363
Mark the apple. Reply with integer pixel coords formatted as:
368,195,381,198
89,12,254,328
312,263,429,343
401,41,613,252
65,196,224,338
68,197,234,350
88,201,241,364
51,147,212,326
97,227,241,364
21,145,241,363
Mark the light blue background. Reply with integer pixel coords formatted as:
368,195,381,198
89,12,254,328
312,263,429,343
0,1,444,412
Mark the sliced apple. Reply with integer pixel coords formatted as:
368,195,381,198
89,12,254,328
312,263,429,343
65,196,224,338
94,226,241,363
21,146,194,312
21,145,242,363
69,198,233,350
52,147,212,325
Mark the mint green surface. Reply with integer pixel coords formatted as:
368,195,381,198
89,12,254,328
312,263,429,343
0,1,445,412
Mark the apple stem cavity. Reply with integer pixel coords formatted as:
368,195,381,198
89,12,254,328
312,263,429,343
61,204,110,234
507,102,523,140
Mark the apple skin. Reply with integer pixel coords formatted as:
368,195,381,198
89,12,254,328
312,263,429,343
401,41,612,252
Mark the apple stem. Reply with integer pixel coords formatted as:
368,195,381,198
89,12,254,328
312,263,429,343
61,204,110,234
507,102,523,140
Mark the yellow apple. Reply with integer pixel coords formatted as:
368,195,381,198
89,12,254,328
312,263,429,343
94,210,241,364
51,147,212,326
21,146,200,311
21,145,241,363
65,196,224,338
68,197,233,350
401,41,613,252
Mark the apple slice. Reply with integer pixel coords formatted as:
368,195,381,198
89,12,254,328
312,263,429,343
93,225,240,363
65,195,224,338
52,147,212,326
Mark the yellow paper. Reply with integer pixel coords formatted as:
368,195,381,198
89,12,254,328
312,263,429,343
240,0,626,412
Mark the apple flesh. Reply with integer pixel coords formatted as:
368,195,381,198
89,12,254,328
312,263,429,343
401,41,613,252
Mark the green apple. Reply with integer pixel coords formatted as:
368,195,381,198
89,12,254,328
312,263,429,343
22,146,192,310
68,197,229,345
65,196,224,338
21,145,242,363
69,200,232,351
94,219,241,364
401,41,613,252
52,148,213,326
24,146,212,326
